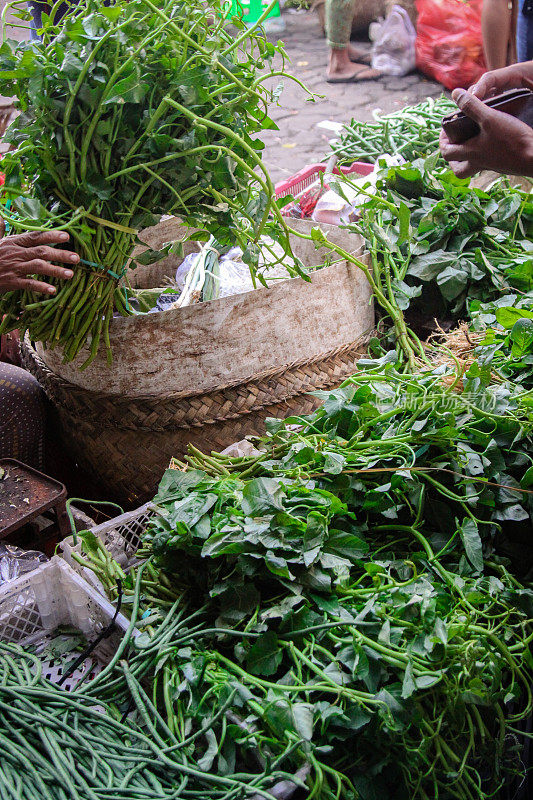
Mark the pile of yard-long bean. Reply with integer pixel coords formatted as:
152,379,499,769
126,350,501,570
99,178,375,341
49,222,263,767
0,639,304,800
329,96,456,165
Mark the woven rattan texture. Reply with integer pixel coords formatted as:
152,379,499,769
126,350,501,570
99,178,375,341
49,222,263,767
22,336,369,503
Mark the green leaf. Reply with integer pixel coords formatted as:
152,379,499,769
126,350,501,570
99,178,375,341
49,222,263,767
310,226,327,245
323,451,346,475
408,250,455,281
265,699,314,741
265,551,293,580
495,306,533,330
101,5,122,21
520,465,533,489
241,478,285,516
510,318,533,357
134,243,175,266
416,674,442,690
324,530,368,561
80,530,101,558
104,73,148,105
459,518,483,572
197,729,218,772
154,469,205,502
13,196,48,221
401,661,416,699
170,493,217,529
246,631,282,676
494,503,529,522
303,511,326,567
131,287,164,312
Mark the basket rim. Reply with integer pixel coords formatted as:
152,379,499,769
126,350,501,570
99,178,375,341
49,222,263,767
22,333,372,432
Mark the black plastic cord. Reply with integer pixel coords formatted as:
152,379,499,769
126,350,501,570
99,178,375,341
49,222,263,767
57,580,123,686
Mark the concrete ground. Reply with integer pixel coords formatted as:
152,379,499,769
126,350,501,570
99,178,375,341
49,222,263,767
0,2,445,184
261,8,443,184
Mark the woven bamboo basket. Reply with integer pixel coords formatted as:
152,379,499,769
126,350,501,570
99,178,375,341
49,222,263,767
23,334,370,504
22,220,373,505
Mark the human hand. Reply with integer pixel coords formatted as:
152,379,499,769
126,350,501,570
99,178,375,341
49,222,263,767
439,88,533,178
470,61,533,99
0,224,79,295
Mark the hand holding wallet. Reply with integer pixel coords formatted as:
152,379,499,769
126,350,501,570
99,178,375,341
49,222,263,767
441,88,533,145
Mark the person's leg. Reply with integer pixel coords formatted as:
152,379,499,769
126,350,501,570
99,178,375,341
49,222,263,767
0,363,45,470
325,0,380,80
482,0,512,70
326,0,361,80
509,0,518,63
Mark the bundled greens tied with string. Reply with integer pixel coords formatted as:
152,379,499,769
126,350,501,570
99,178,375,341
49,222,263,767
0,0,298,367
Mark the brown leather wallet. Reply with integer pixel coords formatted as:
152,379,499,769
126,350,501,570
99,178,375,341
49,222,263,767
441,88,533,144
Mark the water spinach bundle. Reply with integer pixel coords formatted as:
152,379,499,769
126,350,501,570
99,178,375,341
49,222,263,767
0,0,295,366
69,366,533,800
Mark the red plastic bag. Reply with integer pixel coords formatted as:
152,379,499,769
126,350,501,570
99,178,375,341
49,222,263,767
415,0,486,90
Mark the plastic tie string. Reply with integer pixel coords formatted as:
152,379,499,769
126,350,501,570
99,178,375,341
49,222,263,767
3,199,12,232
1,207,131,311
79,257,130,311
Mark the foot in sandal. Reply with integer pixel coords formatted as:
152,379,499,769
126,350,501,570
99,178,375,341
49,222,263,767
347,42,371,64
326,48,381,82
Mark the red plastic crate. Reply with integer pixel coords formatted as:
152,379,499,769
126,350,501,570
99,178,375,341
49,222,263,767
274,161,373,200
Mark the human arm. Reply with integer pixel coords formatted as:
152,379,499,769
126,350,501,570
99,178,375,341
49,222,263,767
439,88,533,178
0,224,79,295
481,0,514,71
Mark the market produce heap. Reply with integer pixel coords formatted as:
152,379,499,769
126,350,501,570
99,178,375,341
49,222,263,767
329,96,456,166
2,69,533,800
65,357,533,800
55,149,533,800
0,0,299,365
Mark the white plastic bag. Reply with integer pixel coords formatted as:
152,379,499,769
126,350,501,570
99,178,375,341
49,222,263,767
369,5,416,77
312,154,404,226
0,543,47,586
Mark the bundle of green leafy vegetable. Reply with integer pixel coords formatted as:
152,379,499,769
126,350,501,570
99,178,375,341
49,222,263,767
318,158,533,369
70,365,533,800
466,293,533,390
329,96,456,165
0,0,298,366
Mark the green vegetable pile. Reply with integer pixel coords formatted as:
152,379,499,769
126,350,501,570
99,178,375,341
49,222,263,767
5,95,533,799
0,0,298,366
0,639,303,799
315,156,533,373
329,96,456,166
469,295,533,389
59,360,533,800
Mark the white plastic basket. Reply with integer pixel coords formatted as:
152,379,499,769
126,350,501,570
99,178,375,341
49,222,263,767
0,556,136,689
60,503,154,593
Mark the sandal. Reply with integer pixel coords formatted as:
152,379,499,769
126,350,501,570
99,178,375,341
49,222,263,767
326,66,381,84
349,49,372,65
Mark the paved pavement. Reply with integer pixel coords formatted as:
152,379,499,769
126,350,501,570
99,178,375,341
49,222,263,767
261,8,443,184
0,2,445,184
